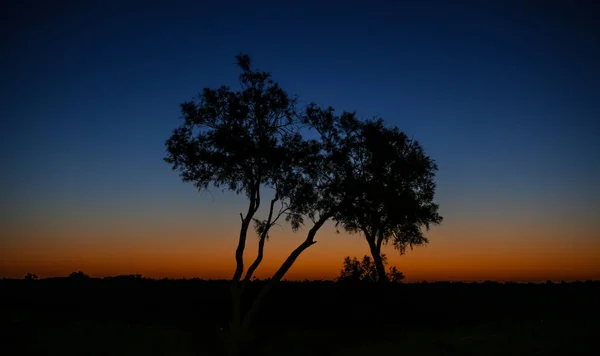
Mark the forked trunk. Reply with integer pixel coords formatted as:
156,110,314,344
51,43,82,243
229,215,253,356
367,238,388,283
234,213,333,355
229,186,260,355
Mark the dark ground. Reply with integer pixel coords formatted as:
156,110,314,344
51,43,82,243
1,277,599,355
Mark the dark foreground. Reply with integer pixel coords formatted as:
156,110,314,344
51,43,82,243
2,278,599,355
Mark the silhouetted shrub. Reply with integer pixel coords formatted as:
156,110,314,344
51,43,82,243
24,273,38,281
337,255,405,283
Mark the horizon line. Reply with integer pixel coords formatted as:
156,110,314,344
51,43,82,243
5,275,600,284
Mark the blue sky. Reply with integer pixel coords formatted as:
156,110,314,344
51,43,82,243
1,0,599,279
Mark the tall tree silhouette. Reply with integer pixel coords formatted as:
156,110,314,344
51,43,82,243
164,55,354,355
165,54,441,353
165,54,301,354
303,106,442,282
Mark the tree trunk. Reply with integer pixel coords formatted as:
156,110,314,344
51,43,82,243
233,184,260,282
240,212,332,337
243,235,266,282
241,193,279,294
367,238,388,283
229,186,260,355
229,220,250,350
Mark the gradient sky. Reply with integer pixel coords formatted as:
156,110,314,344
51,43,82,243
2,0,599,282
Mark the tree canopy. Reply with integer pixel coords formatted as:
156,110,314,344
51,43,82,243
164,54,442,355
164,54,359,355
302,106,443,282
165,54,306,282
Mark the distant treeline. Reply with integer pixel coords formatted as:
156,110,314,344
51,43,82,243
2,277,599,330
6,273,600,284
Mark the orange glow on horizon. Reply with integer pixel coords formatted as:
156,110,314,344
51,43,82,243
2,217,599,282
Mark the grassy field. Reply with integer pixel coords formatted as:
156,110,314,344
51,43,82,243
4,317,598,355
2,279,599,355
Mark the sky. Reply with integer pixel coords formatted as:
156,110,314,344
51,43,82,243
1,0,599,282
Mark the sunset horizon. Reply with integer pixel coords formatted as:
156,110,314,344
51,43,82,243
4,218,599,282
3,2,599,354
2,0,599,289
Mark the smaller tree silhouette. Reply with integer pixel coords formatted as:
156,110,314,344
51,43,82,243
337,255,405,283
24,273,38,281
386,266,405,283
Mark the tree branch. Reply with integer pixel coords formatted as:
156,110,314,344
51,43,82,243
230,182,261,345
242,193,280,293
376,231,384,251
240,211,334,333
232,183,260,283
270,200,290,227
253,179,261,215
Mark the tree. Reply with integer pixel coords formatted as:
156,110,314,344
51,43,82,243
337,255,405,283
348,119,442,282
24,273,38,281
386,265,406,283
165,54,439,354
165,55,353,355
303,107,442,282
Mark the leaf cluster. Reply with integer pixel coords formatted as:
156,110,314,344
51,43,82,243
337,255,405,283
165,54,443,255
